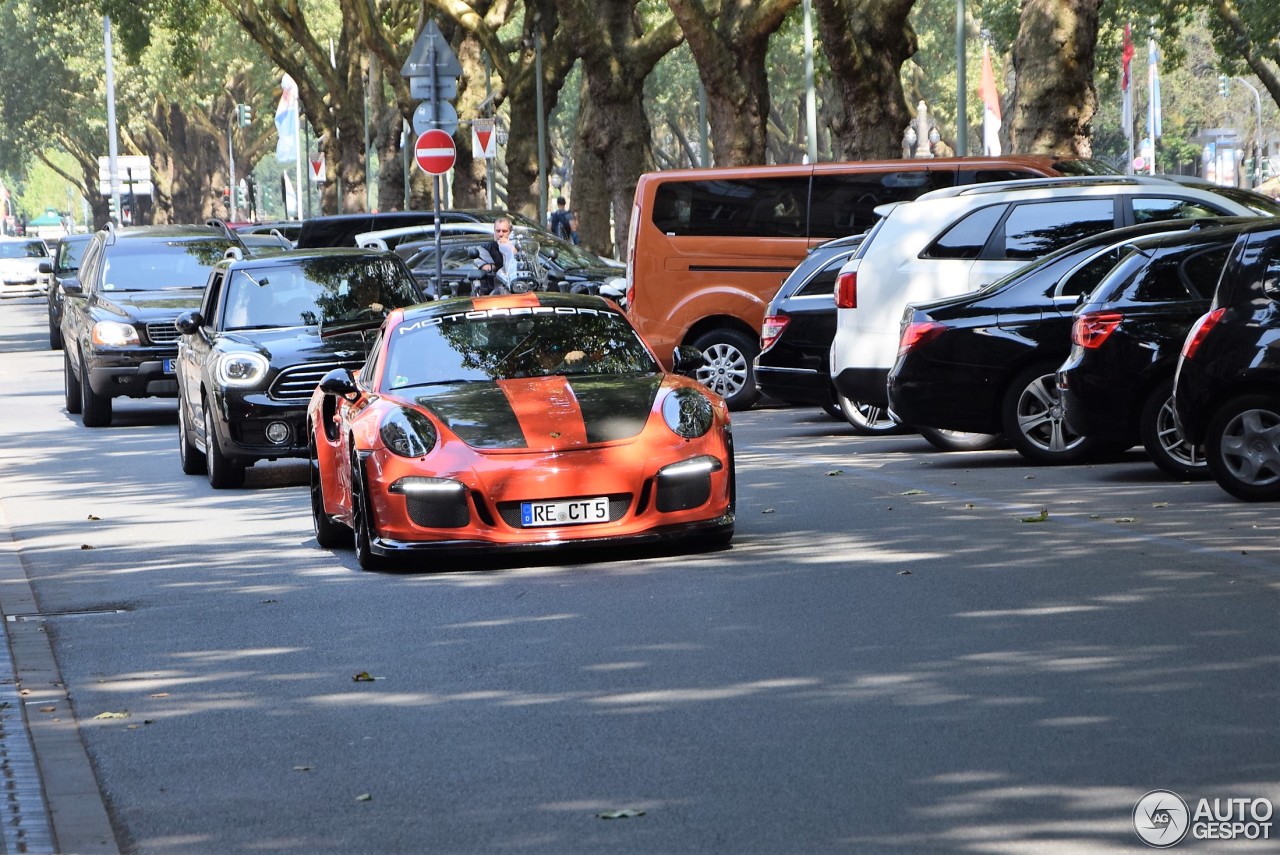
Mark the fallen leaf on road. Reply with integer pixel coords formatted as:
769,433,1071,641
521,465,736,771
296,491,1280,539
899,489,926,496
897,570,912,576
762,508,775,514
352,672,377,682
94,711,130,719
1019,508,1050,523
1115,517,1136,523
964,503,975,509
38,706,55,713
80,544,95,550
149,693,169,698
86,514,100,521
294,766,313,772
598,809,645,820
825,469,844,476
1152,502,1168,508
356,793,372,802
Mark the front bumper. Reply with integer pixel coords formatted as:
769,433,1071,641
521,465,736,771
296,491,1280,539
87,353,179,399
211,392,312,463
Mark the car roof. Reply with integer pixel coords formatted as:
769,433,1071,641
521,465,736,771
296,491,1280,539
219,246,393,271
915,174,1184,202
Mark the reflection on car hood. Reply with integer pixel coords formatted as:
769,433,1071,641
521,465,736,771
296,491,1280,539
412,373,664,451
222,327,371,366
95,289,204,318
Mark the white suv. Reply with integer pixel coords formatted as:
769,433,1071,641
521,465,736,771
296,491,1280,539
828,175,1271,423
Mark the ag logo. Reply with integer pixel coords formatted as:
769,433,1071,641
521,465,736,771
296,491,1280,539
1134,790,1190,848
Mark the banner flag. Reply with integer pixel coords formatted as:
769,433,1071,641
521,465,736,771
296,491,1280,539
979,45,1002,156
275,74,299,164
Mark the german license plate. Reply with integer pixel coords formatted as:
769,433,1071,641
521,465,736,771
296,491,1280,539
520,496,610,527
162,358,175,374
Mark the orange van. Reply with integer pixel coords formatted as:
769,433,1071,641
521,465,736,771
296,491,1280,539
623,156,1111,409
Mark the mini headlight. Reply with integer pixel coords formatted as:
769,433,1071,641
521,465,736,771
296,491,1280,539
380,408,437,458
91,321,139,347
214,352,270,387
662,387,714,439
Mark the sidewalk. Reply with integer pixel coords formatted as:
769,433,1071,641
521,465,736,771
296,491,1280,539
0,501,118,854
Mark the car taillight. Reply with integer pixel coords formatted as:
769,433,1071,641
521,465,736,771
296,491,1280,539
836,271,858,309
898,321,944,356
1182,307,1226,359
760,315,789,350
1071,311,1124,349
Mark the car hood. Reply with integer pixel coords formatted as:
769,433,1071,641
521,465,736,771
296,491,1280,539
221,327,372,365
0,258,41,271
410,373,666,451
95,289,204,319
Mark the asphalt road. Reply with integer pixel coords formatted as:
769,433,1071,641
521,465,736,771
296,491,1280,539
1,295,1278,854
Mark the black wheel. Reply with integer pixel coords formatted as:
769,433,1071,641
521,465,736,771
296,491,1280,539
691,328,760,411
177,396,207,475
835,392,904,435
79,352,112,428
821,386,843,420
48,306,62,350
63,349,82,415
1205,394,1280,501
918,427,1004,452
1139,379,1208,480
351,452,387,571
1001,365,1119,465
310,439,351,548
203,402,245,489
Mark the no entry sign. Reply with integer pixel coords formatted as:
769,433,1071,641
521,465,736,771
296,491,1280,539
415,129,456,175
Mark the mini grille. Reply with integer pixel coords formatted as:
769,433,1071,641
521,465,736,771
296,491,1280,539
497,494,632,528
269,359,365,401
146,321,181,345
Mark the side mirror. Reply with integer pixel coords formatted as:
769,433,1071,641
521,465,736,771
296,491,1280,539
174,310,204,335
319,368,359,397
467,246,482,259
38,260,52,274
672,345,707,375
61,280,84,296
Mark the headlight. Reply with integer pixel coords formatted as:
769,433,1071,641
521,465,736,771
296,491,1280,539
214,352,270,387
662,387,714,438
380,408,437,457
91,321,139,347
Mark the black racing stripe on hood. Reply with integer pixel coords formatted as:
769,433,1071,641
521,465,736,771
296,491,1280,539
413,382,527,449
568,374,662,443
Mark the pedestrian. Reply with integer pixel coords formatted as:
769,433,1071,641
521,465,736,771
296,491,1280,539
568,211,581,246
549,197,572,241
476,217,517,295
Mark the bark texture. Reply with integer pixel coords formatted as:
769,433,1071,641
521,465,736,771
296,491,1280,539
1009,0,1102,156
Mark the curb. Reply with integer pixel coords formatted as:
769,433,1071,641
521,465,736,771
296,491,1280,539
0,501,119,854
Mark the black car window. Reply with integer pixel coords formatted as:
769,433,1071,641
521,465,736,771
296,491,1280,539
202,270,225,320
101,239,236,291
224,256,421,330
1169,246,1230,301
1058,246,1126,299
1132,197,1224,223
812,170,956,236
796,255,851,297
1000,199,1116,260
652,177,812,239
78,239,104,292
56,238,88,271
922,204,1007,260
1129,254,1192,302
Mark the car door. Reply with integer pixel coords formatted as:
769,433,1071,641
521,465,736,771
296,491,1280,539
177,270,224,424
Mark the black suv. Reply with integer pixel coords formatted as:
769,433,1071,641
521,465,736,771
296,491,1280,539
60,223,246,427
46,233,93,350
1174,220,1280,500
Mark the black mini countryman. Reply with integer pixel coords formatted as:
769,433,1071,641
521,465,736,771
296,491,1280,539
175,248,424,488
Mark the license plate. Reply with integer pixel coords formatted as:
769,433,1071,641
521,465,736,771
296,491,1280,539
162,358,175,374
520,496,610,527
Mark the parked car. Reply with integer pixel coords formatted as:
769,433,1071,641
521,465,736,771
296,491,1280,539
175,248,425,488
832,175,1267,428
60,223,247,427
400,229,625,299
0,236,52,299
1057,224,1259,478
294,210,539,249
46,233,93,350
234,220,302,243
307,291,735,570
1173,220,1280,500
888,218,1254,462
754,234,864,422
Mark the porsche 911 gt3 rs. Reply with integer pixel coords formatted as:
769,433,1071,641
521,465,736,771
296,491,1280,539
308,291,735,570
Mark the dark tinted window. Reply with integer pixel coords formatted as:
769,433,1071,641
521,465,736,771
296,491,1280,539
796,255,852,297
1059,247,1126,298
923,205,1007,259
810,171,956,237
1001,199,1115,259
652,178,811,238
1135,246,1229,302
960,169,1046,184
55,238,89,271
223,256,421,330
1132,197,1223,223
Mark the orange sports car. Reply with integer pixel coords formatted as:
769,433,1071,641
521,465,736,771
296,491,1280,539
307,291,735,570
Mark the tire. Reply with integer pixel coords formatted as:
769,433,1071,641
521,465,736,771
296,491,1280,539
79,352,112,428
1205,394,1280,501
1139,380,1208,480
918,427,1004,452
309,435,351,549
351,452,387,571
1001,365,1118,465
821,386,844,420
48,307,62,350
691,328,760,411
177,396,207,475
836,392,904,435
63,349,82,415
203,402,245,489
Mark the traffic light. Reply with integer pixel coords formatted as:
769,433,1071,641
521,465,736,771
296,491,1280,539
1219,75,1230,97
222,187,231,215
237,103,252,127
107,197,118,222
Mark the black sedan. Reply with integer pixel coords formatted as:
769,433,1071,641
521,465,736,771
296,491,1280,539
754,234,864,423
887,218,1248,462
174,248,424,488
1057,223,1257,479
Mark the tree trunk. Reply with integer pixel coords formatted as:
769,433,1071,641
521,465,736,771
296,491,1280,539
1009,0,1102,156
814,0,916,160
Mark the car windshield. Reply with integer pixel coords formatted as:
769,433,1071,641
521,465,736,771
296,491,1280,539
223,256,421,330
384,305,659,390
1205,185,1280,216
0,241,47,259
101,239,236,291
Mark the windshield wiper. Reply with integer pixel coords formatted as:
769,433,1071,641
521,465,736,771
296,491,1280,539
389,379,478,391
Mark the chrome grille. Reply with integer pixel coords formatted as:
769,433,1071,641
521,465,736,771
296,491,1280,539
268,359,365,401
146,321,181,345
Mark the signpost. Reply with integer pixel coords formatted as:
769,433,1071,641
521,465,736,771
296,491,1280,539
414,129,456,175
